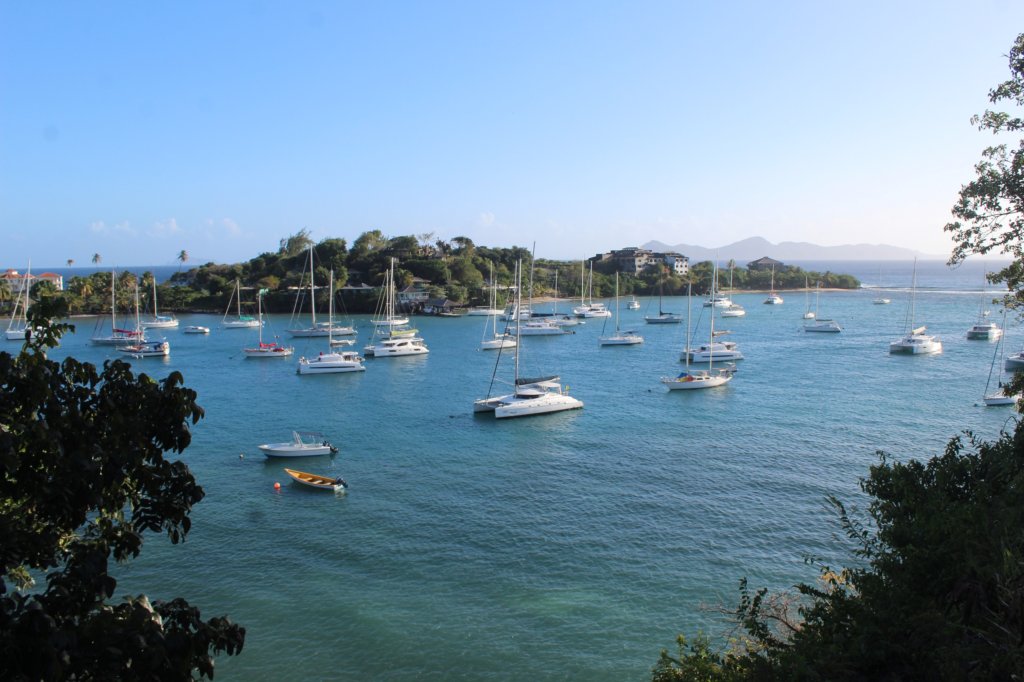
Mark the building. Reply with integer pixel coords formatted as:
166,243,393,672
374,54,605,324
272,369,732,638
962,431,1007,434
589,248,688,276
746,256,785,271
1,269,64,293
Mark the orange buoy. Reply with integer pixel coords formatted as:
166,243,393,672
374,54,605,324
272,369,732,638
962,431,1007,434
274,482,281,490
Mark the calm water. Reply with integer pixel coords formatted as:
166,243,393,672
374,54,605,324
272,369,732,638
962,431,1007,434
25,276,1019,680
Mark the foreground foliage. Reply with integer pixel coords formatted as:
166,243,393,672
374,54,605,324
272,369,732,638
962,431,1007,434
654,424,1024,680
0,300,244,680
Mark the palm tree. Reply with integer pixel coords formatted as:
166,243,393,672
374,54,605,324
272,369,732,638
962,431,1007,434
91,253,101,265
66,258,74,268
177,250,188,268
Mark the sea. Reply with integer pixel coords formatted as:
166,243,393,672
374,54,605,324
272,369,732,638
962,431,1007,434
14,259,1020,680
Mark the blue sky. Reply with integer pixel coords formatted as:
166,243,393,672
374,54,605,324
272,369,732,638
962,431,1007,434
2,1,1022,266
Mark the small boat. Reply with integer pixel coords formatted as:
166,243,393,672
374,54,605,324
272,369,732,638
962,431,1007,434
803,284,842,333
721,304,746,318
184,325,210,334
873,297,892,305
259,431,338,457
283,468,348,492
626,296,641,310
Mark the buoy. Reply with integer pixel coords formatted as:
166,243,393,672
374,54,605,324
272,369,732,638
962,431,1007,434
274,482,281,490
239,453,244,459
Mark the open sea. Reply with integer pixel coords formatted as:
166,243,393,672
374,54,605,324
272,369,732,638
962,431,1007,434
18,259,1021,680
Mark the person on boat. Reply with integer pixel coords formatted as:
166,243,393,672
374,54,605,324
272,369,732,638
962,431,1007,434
334,477,347,488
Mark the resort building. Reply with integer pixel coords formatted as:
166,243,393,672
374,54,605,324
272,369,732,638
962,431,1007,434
589,247,689,276
1,269,64,293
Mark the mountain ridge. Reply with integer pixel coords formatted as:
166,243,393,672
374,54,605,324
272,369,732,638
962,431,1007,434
641,237,945,262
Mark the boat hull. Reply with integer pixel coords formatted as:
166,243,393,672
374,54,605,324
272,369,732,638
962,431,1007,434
490,392,584,419
297,352,365,374
662,372,733,390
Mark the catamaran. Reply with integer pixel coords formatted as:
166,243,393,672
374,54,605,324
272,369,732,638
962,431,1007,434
297,270,365,374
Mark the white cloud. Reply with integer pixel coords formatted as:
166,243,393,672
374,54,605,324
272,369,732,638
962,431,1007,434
89,220,135,235
477,212,496,228
149,218,181,237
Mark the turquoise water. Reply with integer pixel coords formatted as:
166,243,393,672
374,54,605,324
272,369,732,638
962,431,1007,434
33,284,1018,680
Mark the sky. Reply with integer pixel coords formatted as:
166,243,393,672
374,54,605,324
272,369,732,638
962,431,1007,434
2,1,1023,267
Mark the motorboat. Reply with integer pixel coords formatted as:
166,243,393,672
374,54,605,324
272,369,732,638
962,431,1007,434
184,325,210,334
721,304,746,318
516,319,570,336
627,296,641,310
703,293,732,308
364,333,429,357
259,431,338,457
873,297,892,305
283,468,348,492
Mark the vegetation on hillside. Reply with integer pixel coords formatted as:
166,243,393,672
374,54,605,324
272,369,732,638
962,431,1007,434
50,232,858,316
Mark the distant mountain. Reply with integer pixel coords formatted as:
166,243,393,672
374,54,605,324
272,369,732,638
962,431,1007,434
642,237,939,262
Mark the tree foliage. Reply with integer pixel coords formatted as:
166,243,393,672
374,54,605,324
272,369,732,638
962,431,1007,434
946,32,1024,298
0,299,245,680
654,425,1024,681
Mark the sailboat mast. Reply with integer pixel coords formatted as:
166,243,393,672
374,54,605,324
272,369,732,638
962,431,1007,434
237,279,242,318
514,260,522,386
152,277,159,318
615,272,620,333
327,269,334,346
110,270,116,329
309,245,317,326
709,264,717,370
685,281,692,371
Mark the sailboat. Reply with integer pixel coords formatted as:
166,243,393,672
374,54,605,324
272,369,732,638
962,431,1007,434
140,277,178,328
572,261,612,318
516,248,569,336
802,277,815,319
474,260,583,418
467,262,505,316
599,273,643,346
644,274,682,324
243,289,294,357
5,262,31,341
984,310,1020,406
889,259,941,355
662,280,736,390
288,245,355,337
966,275,1001,340
480,263,516,350
364,258,428,357
720,264,745,317
803,282,842,333
297,270,365,374
872,266,891,304
222,279,262,329
119,280,170,357
91,270,145,345
681,266,745,362
763,265,783,305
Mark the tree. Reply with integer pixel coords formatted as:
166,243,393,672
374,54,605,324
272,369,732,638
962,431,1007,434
66,258,74,267
178,250,189,268
278,229,313,257
654,424,1024,680
946,33,1024,297
92,253,102,265
0,299,245,679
